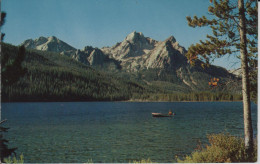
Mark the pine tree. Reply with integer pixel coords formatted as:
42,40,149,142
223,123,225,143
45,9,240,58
0,120,17,162
0,7,25,162
185,0,257,159
2,45,27,86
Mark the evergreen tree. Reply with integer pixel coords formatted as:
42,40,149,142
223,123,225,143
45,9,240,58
2,45,27,86
1,11,27,86
186,0,258,157
0,120,17,162
185,0,257,159
0,9,25,162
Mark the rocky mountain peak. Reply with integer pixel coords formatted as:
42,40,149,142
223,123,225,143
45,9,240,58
84,46,95,53
125,31,145,43
165,36,176,43
102,31,158,60
49,36,57,40
48,36,59,43
34,36,48,46
21,36,76,53
21,39,35,49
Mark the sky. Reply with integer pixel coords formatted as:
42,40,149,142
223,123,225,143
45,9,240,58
2,0,241,69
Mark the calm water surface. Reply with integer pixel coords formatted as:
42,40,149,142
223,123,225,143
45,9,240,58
2,102,257,163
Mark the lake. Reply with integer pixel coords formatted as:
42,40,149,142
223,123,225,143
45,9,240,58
1,102,257,163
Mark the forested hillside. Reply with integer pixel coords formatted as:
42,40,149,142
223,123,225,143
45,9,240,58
1,43,153,102
1,43,242,102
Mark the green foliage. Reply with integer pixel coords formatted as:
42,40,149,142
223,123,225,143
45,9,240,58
1,12,27,87
186,0,244,63
185,0,257,98
0,121,17,162
177,133,257,163
4,154,24,164
0,11,20,163
84,159,93,164
246,0,258,102
132,91,242,102
131,158,153,163
2,46,27,86
1,12,6,40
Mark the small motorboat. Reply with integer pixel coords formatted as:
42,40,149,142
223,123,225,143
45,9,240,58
152,113,175,117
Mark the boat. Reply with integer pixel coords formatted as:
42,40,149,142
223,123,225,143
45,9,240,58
152,113,175,117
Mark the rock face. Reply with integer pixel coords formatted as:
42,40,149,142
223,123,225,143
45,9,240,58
70,46,120,69
229,68,242,77
102,31,158,60
102,32,188,71
21,36,76,53
22,37,119,69
143,36,187,69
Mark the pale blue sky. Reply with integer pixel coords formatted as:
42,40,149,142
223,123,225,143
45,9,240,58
2,0,240,69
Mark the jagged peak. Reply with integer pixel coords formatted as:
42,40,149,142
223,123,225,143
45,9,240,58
84,46,94,51
21,35,76,52
83,46,102,53
38,36,48,40
33,36,58,43
125,31,145,42
165,36,176,43
47,36,59,42
35,36,48,42
22,38,33,43
20,39,35,48
49,36,57,39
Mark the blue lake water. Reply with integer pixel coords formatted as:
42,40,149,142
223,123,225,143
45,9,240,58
1,102,257,163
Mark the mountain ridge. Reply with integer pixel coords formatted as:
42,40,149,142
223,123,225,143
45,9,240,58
21,31,239,92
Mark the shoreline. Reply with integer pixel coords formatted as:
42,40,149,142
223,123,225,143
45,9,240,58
1,99,243,103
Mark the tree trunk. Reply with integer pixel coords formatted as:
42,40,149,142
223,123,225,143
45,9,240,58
238,0,254,157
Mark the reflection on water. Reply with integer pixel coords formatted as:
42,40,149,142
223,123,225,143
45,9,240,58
2,102,257,163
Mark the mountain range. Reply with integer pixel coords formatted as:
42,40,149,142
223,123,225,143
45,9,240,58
21,31,188,71
21,31,239,93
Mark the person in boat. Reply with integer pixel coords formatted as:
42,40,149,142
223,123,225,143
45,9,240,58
168,110,173,115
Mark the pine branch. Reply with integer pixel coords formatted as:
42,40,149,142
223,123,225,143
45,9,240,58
0,119,7,125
